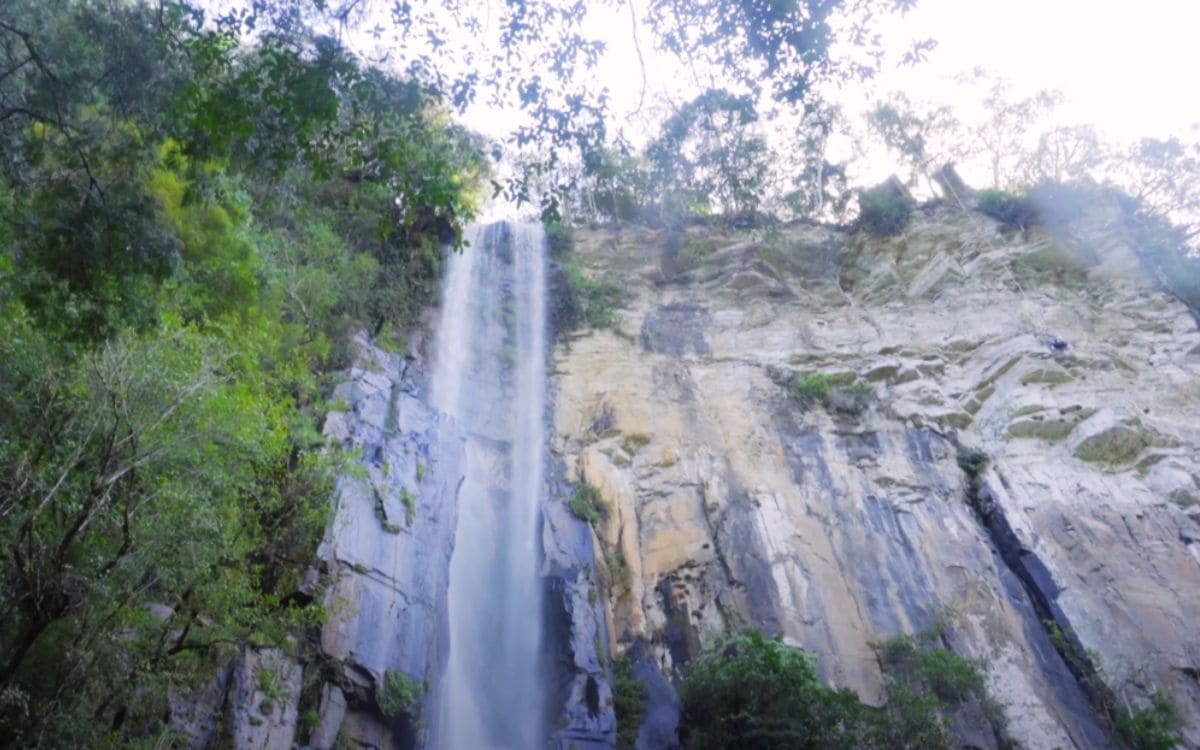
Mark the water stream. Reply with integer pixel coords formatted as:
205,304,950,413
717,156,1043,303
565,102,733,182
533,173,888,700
431,222,549,748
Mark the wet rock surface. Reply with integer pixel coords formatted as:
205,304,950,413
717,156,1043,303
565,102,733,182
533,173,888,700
544,476,618,748
551,210,1200,748
311,333,464,748
225,648,304,750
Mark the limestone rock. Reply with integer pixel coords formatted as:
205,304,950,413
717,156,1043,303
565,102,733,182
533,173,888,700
553,209,1200,748
225,648,302,750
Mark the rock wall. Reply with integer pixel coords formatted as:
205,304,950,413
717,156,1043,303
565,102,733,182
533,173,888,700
170,332,466,750
550,205,1200,748
313,334,464,748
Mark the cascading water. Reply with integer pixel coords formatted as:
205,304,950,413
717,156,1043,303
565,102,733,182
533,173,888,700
430,222,549,749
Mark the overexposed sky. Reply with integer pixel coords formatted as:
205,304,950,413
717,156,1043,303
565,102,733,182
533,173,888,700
467,0,1200,145
873,0,1200,141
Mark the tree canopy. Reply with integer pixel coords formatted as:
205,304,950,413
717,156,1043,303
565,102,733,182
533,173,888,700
0,1,483,744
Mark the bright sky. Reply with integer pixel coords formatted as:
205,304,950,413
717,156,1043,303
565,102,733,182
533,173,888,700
873,0,1200,141
476,0,1200,145
307,0,1200,214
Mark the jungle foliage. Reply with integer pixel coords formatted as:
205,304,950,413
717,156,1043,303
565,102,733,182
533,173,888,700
0,1,483,745
679,629,1004,750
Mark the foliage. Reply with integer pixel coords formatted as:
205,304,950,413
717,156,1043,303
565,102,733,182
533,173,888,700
977,189,1039,228
552,258,624,336
775,102,854,221
570,140,651,223
788,372,874,416
1118,136,1200,247
961,72,1064,190
956,446,989,484
1114,692,1182,750
400,488,417,527
866,93,961,192
1020,125,1106,185
643,0,926,107
681,628,1006,750
613,654,647,750
545,220,574,256
603,549,634,596
377,670,421,718
298,708,321,738
569,483,609,527
643,90,770,222
791,372,836,403
857,187,915,236
1132,211,1200,312
680,631,874,749
872,627,1002,750
0,1,483,744
875,632,985,703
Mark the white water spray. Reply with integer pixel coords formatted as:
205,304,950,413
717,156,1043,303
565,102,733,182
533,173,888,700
431,222,549,749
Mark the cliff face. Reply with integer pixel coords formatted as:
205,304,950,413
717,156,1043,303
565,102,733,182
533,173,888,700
550,205,1200,748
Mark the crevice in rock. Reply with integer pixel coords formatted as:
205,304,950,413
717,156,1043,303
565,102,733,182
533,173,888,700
958,452,1118,745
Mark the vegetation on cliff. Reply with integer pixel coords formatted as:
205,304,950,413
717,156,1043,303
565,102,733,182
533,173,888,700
679,628,1007,750
0,1,483,744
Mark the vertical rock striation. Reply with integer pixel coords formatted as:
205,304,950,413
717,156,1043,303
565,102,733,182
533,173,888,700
550,207,1200,748
315,331,464,748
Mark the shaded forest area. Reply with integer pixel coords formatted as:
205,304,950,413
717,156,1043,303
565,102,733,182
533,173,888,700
0,2,483,744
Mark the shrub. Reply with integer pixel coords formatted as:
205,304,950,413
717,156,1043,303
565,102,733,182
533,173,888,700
956,446,989,492
298,708,321,738
613,655,647,750
551,258,624,336
680,631,872,749
1115,692,1182,750
545,220,573,256
399,487,416,527
603,548,634,595
681,628,1006,750
788,371,873,417
571,262,623,329
872,628,997,750
858,187,914,237
977,189,1039,228
569,483,609,527
791,372,834,404
377,670,420,718
875,632,984,704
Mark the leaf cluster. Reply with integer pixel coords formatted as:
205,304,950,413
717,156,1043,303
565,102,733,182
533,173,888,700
0,1,485,744
680,628,1004,750
568,483,610,528
613,655,647,750
680,631,876,750
551,257,625,337
858,186,915,236
377,669,421,719
788,372,874,417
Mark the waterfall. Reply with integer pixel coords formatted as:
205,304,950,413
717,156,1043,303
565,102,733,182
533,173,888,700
431,222,549,749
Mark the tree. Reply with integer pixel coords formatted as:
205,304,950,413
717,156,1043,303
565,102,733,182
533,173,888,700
643,0,925,107
1118,136,1200,246
0,1,486,743
1019,124,1107,186
680,631,873,750
644,89,770,220
961,72,1063,189
207,0,926,214
866,92,962,195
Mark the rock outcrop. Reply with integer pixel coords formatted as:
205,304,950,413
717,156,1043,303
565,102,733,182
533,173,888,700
550,205,1200,748
311,334,464,748
175,333,468,750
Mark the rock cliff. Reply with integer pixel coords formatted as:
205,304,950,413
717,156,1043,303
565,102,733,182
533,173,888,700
550,203,1200,748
